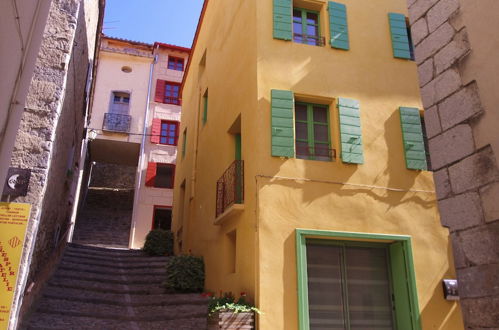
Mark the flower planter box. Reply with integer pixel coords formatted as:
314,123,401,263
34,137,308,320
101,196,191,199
207,311,255,330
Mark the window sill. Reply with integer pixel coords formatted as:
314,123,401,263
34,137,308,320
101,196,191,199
214,203,244,226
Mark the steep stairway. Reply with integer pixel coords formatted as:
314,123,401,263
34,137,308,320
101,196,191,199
25,243,208,329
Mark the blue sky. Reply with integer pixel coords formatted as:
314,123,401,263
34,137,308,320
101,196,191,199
103,0,204,47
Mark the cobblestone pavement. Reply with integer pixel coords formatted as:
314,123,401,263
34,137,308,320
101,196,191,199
24,244,208,329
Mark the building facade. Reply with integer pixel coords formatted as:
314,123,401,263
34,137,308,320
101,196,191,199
83,36,190,249
407,0,499,328
174,0,465,329
1,0,104,328
0,0,52,188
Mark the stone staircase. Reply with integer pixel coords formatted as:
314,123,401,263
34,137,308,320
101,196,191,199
25,243,208,329
72,189,134,248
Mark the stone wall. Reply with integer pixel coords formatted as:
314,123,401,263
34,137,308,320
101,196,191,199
89,162,137,189
5,0,101,327
407,0,499,327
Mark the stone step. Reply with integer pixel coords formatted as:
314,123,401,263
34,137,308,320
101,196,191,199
67,243,143,256
33,297,207,322
43,286,208,307
70,241,130,249
54,269,164,285
61,255,167,270
49,277,165,295
27,313,207,330
58,261,166,276
63,251,169,264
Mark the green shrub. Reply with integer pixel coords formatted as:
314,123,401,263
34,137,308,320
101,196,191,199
143,229,173,256
207,292,261,316
165,255,204,292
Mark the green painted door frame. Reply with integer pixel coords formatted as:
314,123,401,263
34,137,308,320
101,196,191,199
295,229,421,330
235,134,242,161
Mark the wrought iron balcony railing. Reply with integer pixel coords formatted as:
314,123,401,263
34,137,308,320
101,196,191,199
102,113,131,133
216,160,244,218
293,33,326,47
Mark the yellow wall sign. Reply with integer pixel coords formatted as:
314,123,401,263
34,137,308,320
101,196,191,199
0,202,31,330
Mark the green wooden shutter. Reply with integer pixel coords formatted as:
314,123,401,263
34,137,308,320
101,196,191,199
388,13,411,59
273,0,292,40
271,89,294,157
338,97,363,164
399,107,427,170
389,242,421,330
328,1,349,50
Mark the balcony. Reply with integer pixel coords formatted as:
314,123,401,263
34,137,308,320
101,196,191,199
215,160,244,224
102,113,131,133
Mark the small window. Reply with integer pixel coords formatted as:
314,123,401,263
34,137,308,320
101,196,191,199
160,120,179,146
293,8,322,46
406,18,415,61
420,116,432,170
202,90,208,125
168,56,184,71
164,82,181,105
152,206,172,231
155,164,175,188
110,92,130,115
295,102,332,161
182,128,187,158
121,66,132,73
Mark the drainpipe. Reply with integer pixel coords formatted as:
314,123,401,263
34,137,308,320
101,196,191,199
128,51,158,248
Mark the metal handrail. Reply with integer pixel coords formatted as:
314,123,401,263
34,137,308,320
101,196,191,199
293,33,326,46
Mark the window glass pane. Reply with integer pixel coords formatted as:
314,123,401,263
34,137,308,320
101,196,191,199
293,9,302,20
307,37,318,46
345,247,394,330
168,138,175,144
113,96,120,103
313,107,328,123
314,124,328,142
155,164,174,188
307,25,318,38
294,34,303,43
153,208,172,230
307,244,345,330
296,122,308,140
160,137,167,144
169,131,175,137
314,143,331,160
306,12,318,25
296,141,310,159
295,104,308,121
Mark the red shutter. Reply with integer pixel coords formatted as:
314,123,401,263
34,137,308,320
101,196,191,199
151,118,161,144
145,162,157,187
154,79,166,103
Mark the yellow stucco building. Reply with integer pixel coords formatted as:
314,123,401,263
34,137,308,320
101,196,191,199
173,0,465,329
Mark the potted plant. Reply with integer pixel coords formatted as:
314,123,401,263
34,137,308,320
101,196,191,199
207,292,261,330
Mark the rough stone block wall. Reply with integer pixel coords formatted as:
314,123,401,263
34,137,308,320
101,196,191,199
89,162,137,189
407,0,499,327
6,0,100,327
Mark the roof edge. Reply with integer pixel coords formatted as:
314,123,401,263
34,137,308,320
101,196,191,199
180,0,209,96
153,42,191,54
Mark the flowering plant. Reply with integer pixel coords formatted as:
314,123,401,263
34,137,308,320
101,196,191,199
205,291,261,315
